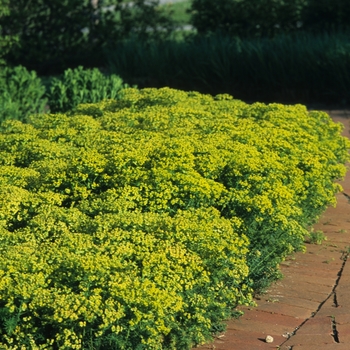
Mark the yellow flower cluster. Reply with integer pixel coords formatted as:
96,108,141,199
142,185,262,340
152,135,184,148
0,87,348,349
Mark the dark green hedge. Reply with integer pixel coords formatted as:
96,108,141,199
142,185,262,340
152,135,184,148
189,0,350,37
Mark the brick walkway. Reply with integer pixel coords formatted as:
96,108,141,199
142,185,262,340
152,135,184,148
194,110,350,350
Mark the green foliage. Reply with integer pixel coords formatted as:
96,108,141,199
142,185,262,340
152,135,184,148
306,230,327,245
0,0,99,74
0,0,18,65
0,66,47,123
0,0,175,75
114,0,175,42
0,87,348,348
47,66,128,113
0,65,126,122
106,31,350,104
160,0,192,26
189,0,350,38
303,0,350,32
189,0,308,37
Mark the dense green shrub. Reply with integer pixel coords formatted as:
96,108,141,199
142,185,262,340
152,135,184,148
0,0,99,73
0,65,126,122
0,0,175,74
114,0,175,42
0,87,348,349
0,66,47,123
0,0,18,66
189,0,307,37
47,66,127,113
303,0,350,32
189,0,350,37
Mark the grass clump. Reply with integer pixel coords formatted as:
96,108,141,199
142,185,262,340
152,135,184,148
306,230,328,245
106,30,350,105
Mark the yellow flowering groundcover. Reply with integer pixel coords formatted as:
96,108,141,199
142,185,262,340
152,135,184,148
0,87,348,349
